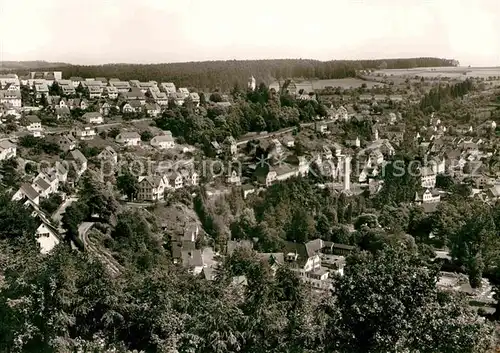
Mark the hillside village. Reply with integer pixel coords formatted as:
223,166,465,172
0,68,500,299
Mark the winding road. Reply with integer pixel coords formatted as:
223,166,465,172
78,222,123,277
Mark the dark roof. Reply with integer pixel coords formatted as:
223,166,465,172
284,242,309,267
305,239,324,257
26,115,40,123
19,183,39,202
34,177,51,191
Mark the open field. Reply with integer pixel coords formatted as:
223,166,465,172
311,78,381,89
370,66,500,79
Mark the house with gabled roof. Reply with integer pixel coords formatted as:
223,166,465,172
34,216,61,254
24,115,42,131
145,103,161,117
67,149,88,177
12,183,40,205
48,132,76,151
137,175,166,201
82,112,103,124
116,131,141,146
72,126,96,141
0,140,16,161
160,82,177,96
32,175,56,198
150,132,175,149
97,146,118,164
104,86,119,99
224,135,237,156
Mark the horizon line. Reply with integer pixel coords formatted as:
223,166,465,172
0,56,460,67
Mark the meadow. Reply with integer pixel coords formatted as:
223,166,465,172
311,78,381,89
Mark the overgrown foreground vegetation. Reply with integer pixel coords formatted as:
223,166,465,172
0,227,495,352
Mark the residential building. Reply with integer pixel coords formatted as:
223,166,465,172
60,84,76,96
315,123,328,135
421,167,437,188
189,92,200,106
104,86,119,99
136,81,156,93
34,83,49,99
224,135,237,156
178,87,190,98
109,81,131,93
0,90,22,107
49,133,76,151
32,175,55,198
160,82,177,96
145,103,161,117
122,88,146,104
25,115,42,131
0,140,16,160
12,183,40,205
67,149,88,177
226,169,241,185
34,168,60,195
0,74,20,88
86,84,103,99
416,189,441,204
168,174,184,189
151,90,169,105
70,77,83,88
72,126,96,140
116,131,141,146
150,133,175,149
284,240,331,290
55,106,71,120
36,220,60,255
336,106,349,121
137,176,166,201
97,146,118,164
99,102,112,116
82,112,104,124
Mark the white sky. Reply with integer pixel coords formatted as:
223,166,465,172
0,0,499,66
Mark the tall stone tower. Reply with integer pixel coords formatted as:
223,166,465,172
343,155,351,191
248,76,256,91
374,128,379,141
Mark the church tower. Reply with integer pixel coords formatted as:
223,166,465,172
248,76,256,91
343,156,351,191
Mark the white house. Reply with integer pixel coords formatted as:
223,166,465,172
73,126,96,140
0,140,16,161
116,132,141,146
421,167,437,188
145,103,161,117
160,82,177,96
150,133,175,149
416,188,441,204
178,87,190,98
104,86,119,99
25,115,42,131
82,112,104,124
0,90,22,107
36,221,60,254
226,170,241,185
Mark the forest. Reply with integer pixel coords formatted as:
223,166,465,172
35,57,458,91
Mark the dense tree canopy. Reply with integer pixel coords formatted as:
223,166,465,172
42,58,457,91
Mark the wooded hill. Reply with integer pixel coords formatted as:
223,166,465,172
43,57,457,91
